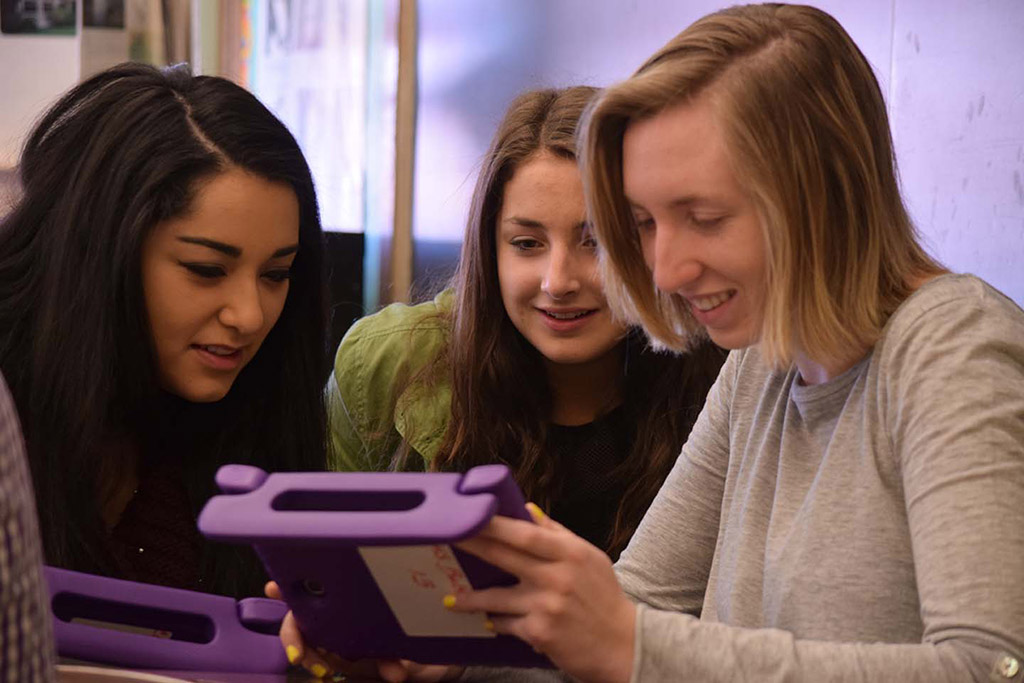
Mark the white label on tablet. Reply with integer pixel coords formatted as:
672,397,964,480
357,545,495,638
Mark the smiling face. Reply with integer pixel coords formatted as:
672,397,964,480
140,168,300,403
496,153,626,369
622,95,767,351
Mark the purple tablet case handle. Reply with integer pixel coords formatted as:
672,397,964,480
198,463,552,668
44,566,289,673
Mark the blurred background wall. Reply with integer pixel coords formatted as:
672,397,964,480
412,0,1024,306
2,0,1023,328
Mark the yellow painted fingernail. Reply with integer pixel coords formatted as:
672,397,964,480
484,619,495,631
285,645,300,664
443,594,456,608
526,502,546,523
310,663,328,679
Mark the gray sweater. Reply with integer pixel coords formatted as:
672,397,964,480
616,274,1024,682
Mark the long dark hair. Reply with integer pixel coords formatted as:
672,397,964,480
432,87,725,556
0,63,329,597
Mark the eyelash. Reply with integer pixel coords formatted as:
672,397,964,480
181,263,224,279
692,215,724,230
509,238,597,253
263,268,293,283
580,224,597,249
510,238,542,252
179,262,293,283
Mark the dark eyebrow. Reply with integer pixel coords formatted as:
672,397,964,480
504,217,589,232
505,217,547,230
177,236,241,257
272,244,300,258
177,236,300,259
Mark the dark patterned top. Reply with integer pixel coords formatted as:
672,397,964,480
0,372,55,682
108,457,204,592
548,406,633,556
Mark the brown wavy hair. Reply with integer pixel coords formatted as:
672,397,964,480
581,3,945,367
424,87,725,556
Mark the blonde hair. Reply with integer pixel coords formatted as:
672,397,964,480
581,3,944,366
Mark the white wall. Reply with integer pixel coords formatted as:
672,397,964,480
0,33,79,167
890,0,1024,304
1,0,135,171
414,0,1024,305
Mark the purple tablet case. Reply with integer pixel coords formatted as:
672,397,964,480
44,566,289,673
197,463,552,668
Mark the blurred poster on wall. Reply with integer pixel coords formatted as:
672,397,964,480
84,0,125,28
1,0,76,35
249,0,369,233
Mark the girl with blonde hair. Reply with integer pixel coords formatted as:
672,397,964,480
450,4,1024,682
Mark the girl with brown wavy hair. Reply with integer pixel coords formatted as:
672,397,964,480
328,85,725,559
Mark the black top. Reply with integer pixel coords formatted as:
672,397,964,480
547,406,634,558
108,457,204,592
106,404,637,590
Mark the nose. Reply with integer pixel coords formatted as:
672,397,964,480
218,277,266,336
642,221,703,294
541,246,581,300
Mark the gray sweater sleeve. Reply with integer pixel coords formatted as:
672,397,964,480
615,277,1024,682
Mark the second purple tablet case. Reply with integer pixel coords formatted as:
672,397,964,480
197,463,551,668
45,566,289,672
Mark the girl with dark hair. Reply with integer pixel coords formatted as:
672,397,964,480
0,62,330,600
282,85,725,679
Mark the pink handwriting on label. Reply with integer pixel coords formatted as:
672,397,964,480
431,545,471,594
410,570,437,590
358,546,496,638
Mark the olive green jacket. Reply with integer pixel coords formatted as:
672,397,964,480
327,290,453,471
